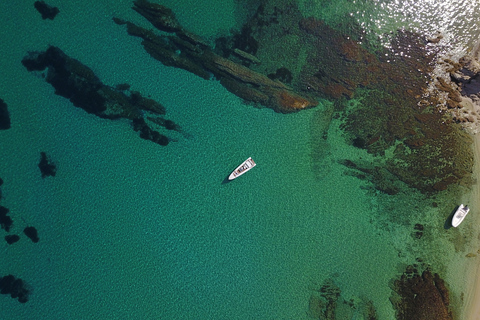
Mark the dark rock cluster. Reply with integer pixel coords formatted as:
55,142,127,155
38,151,56,178
5,234,20,245
0,205,13,232
23,226,39,243
392,267,452,320
113,0,318,113
0,179,38,303
291,15,472,193
22,45,180,146
307,278,378,320
412,223,424,240
34,1,59,20
299,20,472,193
0,275,30,303
111,0,474,193
0,179,40,245
0,98,11,130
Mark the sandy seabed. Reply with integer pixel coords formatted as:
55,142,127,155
463,134,480,320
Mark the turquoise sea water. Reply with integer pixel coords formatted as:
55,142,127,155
1,1,480,319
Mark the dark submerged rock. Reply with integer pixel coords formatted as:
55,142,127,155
5,235,20,245
308,278,378,319
38,151,56,178
392,268,452,320
22,46,178,146
132,118,169,146
0,98,11,130
0,206,13,232
0,275,30,303
24,226,39,243
114,0,318,113
34,1,60,20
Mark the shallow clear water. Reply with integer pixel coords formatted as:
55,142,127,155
0,0,479,319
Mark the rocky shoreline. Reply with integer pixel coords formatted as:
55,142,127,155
434,47,480,134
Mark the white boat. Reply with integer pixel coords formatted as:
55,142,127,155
452,204,470,227
228,157,256,180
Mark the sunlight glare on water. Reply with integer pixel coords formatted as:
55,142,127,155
304,0,480,54
360,0,479,51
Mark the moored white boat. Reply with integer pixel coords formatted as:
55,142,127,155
452,204,470,227
228,157,256,180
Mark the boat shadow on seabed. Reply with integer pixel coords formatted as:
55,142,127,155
221,175,232,184
444,208,456,230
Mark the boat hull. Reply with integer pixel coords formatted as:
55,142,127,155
228,157,256,180
452,204,470,227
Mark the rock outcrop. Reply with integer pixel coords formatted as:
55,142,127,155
34,1,60,20
392,268,452,320
0,205,13,232
0,98,11,130
23,226,39,243
0,275,30,303
38,151,56,178
113,0,318,113
307,278,378,320
5,234,20,245
22,46,181,146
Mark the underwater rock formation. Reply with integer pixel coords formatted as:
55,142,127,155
322,28,474,194
23,226,39,243
22,46,179,146
5,234,20,245
307,278,378,319
112,0,473,192
0,206,13,232
0,275,30,303
34,1,59,20
392,267,452,320
38,151,56,178
0,98,11,130
113,0,318,113
215,1,473,192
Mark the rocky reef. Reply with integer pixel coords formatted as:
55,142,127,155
296,18,472,193
0,180,38,302
5,234,20,245
112,0,474,193
22,45,181,146
0,98,11,130
307,278,378,320
113,0,318,113
34,1,60,20
0,205,13,232
391,267,452,320
24,226,39,243
0,275,30,303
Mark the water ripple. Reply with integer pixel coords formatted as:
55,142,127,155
303,0,480,54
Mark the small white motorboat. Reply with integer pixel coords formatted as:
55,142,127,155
228,157,256,180
452,204,470,227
